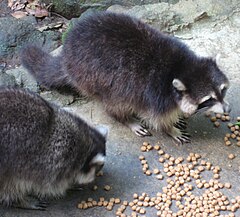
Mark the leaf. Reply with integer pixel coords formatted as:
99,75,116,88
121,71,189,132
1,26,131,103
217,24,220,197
27,0,39,4
13,3,26,11
11,11,27,19
8,0,15,8
34,8,49,18
25,7,36,15
37,22,63,32
235,122,240,126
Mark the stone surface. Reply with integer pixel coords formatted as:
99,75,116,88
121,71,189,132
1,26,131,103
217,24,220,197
1,86,240,216
42,0,180,19
42,0,107,19
108,3,180,32
0,15,60,67
108,0,240,32
178,10,240,83
5,66,39,92
4,46,63,92
0,71,16,87
40,91,76,106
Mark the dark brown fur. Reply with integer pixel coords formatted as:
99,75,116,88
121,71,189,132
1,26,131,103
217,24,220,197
20,12,229,142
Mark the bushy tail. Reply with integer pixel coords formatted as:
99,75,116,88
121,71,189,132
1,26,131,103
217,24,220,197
20,45,74,91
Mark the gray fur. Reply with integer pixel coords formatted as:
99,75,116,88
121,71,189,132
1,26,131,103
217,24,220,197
0,87,106,209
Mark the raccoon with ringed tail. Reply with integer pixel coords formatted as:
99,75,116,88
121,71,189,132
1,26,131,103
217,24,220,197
0,87,107,210
20,12,230,144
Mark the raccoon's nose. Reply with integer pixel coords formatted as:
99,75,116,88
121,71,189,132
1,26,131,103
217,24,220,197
223,101,231,113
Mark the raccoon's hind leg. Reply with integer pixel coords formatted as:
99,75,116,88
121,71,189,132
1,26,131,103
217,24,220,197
12,197,48,210
105,106,152,137
166,117,191,144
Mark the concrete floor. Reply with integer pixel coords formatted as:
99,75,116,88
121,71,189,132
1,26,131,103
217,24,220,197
1,8,240,217
0,81,239,217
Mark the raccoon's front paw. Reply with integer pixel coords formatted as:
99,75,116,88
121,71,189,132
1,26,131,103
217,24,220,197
174,117,187,130
13,198,48,210
128,122,152,137
168,126,191,144
68,184,84,191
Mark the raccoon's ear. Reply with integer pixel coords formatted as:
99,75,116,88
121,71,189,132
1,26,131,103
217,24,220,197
214,53,221,66
96,125,109,138
172,79,186,91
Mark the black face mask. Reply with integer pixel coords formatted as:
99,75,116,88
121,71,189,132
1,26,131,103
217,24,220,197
197,98,217,111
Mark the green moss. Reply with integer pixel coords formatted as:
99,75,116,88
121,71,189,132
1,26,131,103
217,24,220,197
88,0,102,3
61,22,74,43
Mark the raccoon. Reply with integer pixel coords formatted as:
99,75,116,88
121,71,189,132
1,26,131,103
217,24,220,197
20,12,230,144
0,87,107,210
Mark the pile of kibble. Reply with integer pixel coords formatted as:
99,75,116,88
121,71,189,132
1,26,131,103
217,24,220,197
209,113,240,159
77,141,240,217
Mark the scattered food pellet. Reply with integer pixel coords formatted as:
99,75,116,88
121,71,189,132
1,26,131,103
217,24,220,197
96,171,104,177
154,145,160,150
77,203,83,209
225,141,232,146
106,205,112,211
92,185,98,191
214,121,220,127
228,154,236,160
159,157,165,163
147,144,153,150
141,146,147,152
145,170,152,176
78,141,240,216
156,174,163,180
103,201,108,206
211,116,217,122
225,183,232,189
115,198,121,204
153,169,160,174
133,193,138,199
104,185,111,191
158,150,165,155
221,116,226,121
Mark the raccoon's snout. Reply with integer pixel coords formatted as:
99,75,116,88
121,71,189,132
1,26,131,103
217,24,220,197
91,153,105,174
223,101,231,113
206,101,230,114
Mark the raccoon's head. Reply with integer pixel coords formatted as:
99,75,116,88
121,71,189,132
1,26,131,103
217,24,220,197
173,57,230,117
76,126,108,184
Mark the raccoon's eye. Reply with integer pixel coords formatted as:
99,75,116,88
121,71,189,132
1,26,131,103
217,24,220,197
221,87,227,97
219,83,228,98
197,98,216,110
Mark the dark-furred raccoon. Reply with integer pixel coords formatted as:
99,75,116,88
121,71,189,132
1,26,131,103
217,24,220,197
20,12,230,144
0,87,107,210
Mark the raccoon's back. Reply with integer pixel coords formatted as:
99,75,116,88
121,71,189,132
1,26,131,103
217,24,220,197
64,12,162,83
62,12,185,112
0,87,54,155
